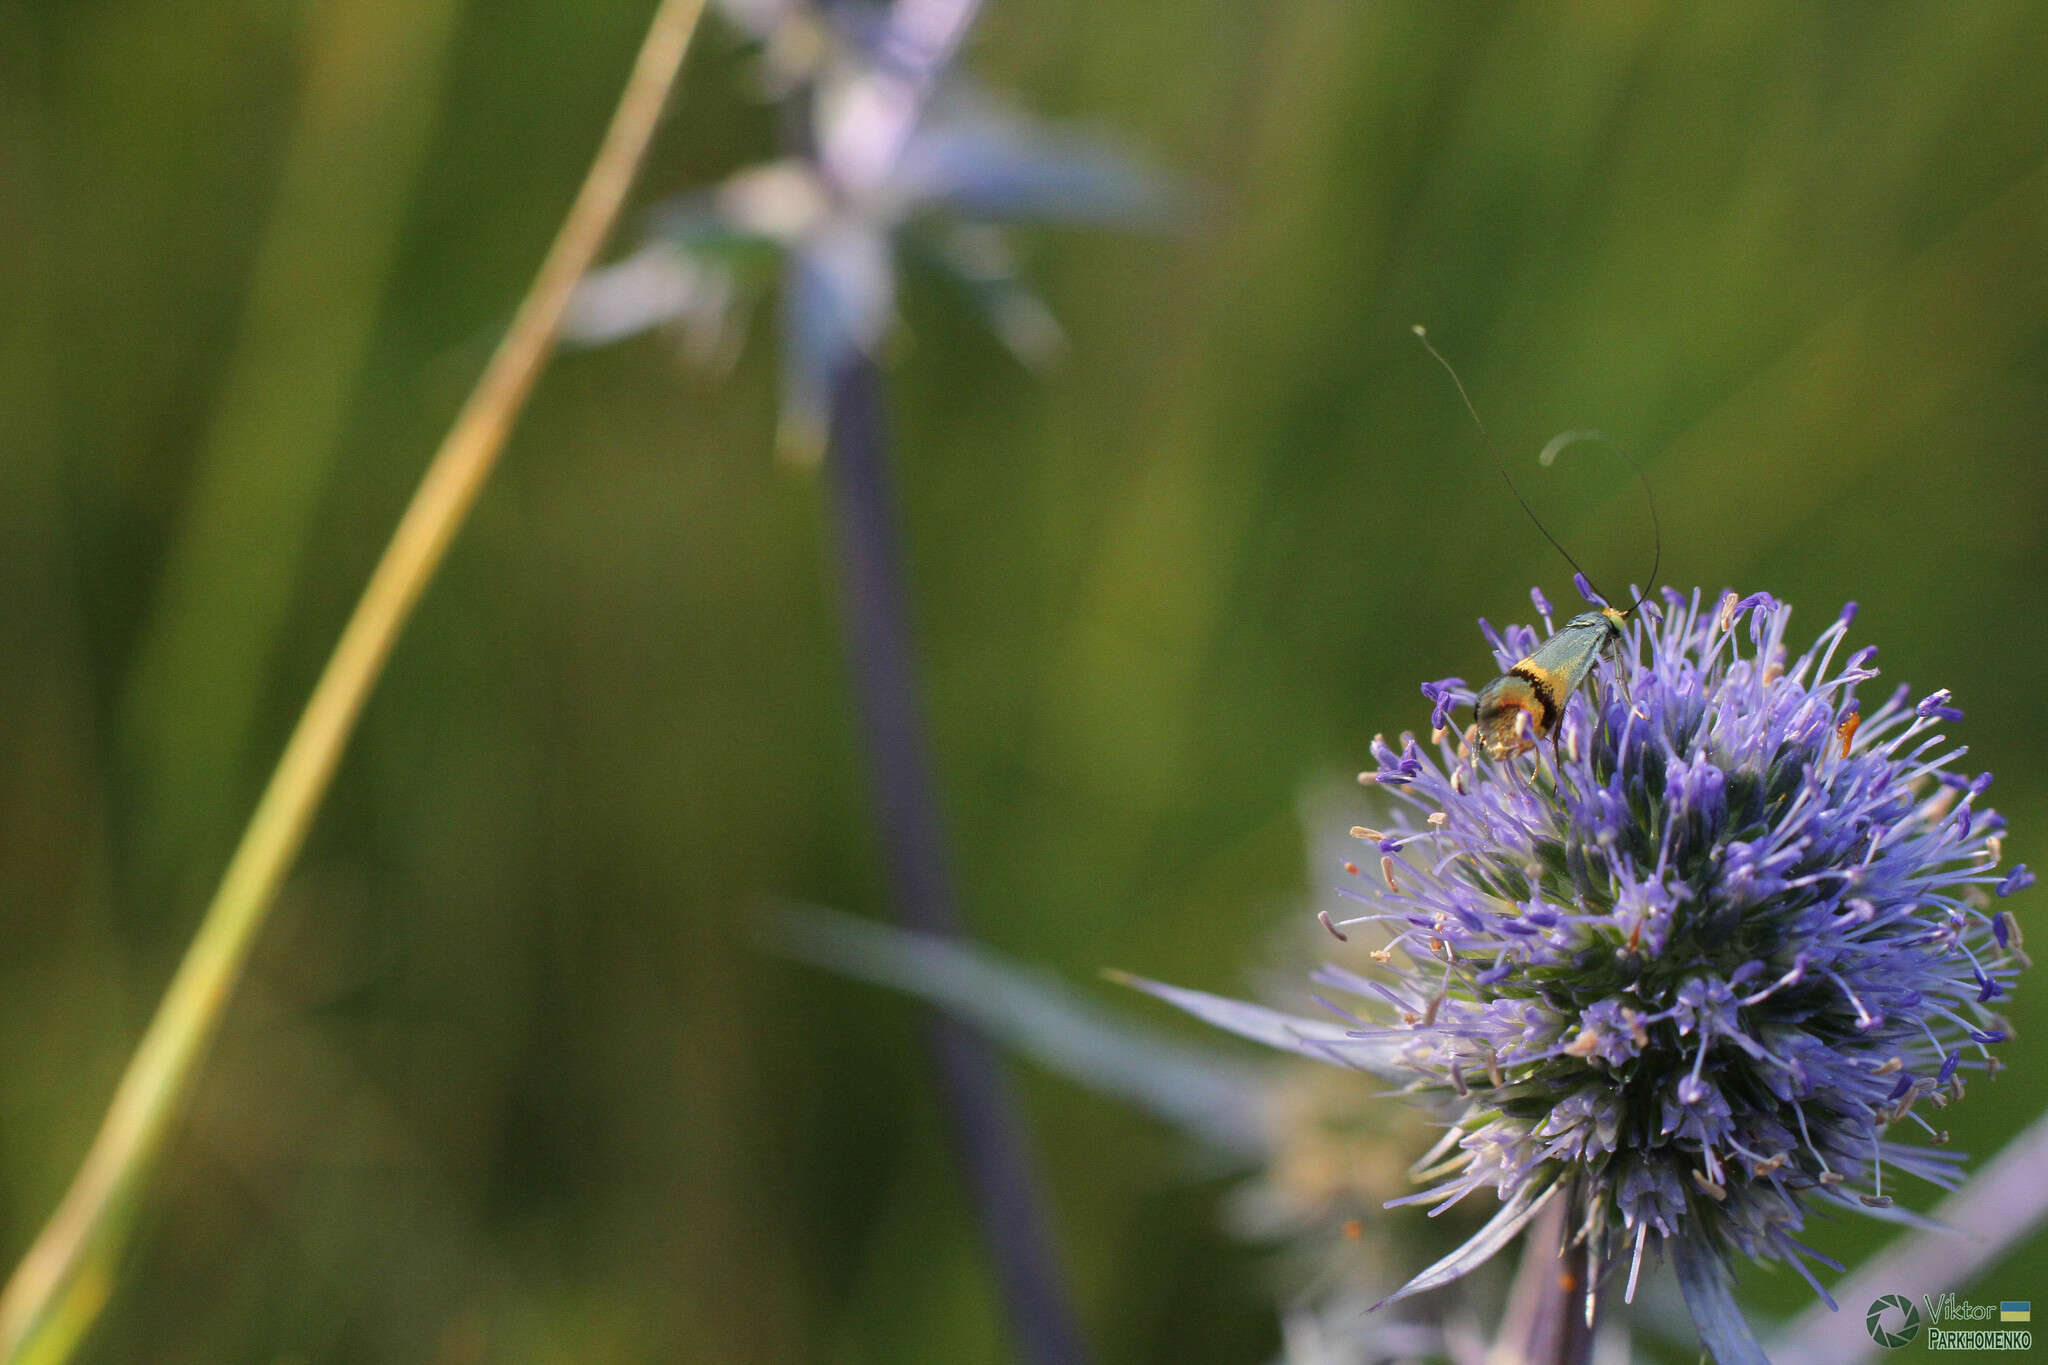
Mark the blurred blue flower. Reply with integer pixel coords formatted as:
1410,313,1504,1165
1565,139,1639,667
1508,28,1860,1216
1129,587,2028,1363
767,897,1492,1364
566,0,1173,460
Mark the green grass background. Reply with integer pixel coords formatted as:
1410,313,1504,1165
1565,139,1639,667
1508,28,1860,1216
3,1,2048,1359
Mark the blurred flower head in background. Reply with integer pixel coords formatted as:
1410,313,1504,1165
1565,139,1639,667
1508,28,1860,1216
774,811,1505,1363
566,0,1174,460
1135,585,2030,1360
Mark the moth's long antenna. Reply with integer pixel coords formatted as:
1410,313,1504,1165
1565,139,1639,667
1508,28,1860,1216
1536,430,1660,615
1411,325,1600,597
1410,325,1660,614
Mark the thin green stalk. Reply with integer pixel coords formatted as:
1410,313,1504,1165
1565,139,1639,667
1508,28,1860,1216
117,0,466,895
0,1,709,1356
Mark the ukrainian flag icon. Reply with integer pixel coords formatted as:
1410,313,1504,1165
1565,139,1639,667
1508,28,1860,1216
2000,1301,2030,1322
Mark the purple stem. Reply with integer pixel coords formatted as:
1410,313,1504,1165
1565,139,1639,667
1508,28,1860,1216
1491,1192,1598,1365
824,354,1091,1365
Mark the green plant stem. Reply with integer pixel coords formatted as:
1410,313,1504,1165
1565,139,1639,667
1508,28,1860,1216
117,0,467,896
0,1,708,1356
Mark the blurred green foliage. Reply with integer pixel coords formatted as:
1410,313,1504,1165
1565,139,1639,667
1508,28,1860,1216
3,1,2048,1360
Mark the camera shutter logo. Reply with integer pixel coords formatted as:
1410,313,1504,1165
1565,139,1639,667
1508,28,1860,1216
1865,1293,1922,1349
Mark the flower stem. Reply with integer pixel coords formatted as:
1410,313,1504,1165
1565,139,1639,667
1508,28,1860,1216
0,2,708,1357
824,355,1091,1365
1489,1191,1598,1365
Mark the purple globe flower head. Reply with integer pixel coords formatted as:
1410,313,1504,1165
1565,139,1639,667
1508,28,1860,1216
563,0,1175,462
1127,586,2028,1363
